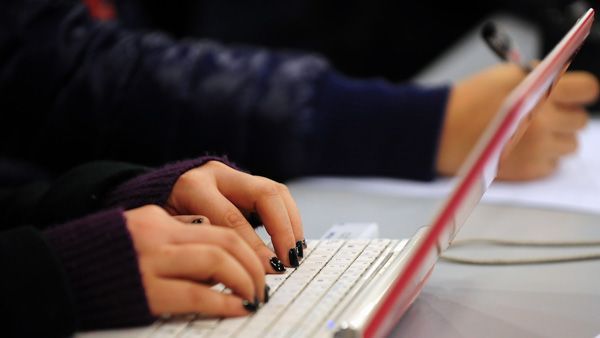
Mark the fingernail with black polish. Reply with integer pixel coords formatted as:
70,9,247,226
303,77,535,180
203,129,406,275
264,284,271,303
301,239,307,249
296,240,304,258
289,247,299,267
191,217,203,224
242,299,258,312
270,257,286,272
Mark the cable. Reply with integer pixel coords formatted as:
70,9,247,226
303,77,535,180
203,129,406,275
440,238,600,265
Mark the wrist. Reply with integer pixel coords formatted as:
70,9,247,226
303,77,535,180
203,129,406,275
106,156,236,209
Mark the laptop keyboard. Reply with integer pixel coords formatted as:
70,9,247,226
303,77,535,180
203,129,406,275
146,239,402,338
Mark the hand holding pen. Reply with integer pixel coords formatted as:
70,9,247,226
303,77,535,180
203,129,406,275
481,21,597,180
436,23,598,180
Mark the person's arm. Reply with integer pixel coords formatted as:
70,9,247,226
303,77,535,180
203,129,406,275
0,162,156,336
437,64,598,180
0,157,296,335
2,205,270,337
0,0,450,182
0,161,147,228
0,209,154,337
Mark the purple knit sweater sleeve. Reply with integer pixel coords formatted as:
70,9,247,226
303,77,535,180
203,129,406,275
106,156,233,209
43,208,153,330
40,157,234,331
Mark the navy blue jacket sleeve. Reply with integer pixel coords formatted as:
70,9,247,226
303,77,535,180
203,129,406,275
0,0,450,181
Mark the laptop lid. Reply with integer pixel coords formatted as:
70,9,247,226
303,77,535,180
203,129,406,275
365,8,596,338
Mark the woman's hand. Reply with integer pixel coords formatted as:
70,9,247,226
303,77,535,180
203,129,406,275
496,71,598,180
124,205,266,317
166,160,304,272
438,63,598,180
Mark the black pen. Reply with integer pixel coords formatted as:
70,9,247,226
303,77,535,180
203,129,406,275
481,22,533,72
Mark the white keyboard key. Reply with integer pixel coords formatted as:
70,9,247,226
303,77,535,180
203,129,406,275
207,317,247,338
147,316,193,338
178,328,209,338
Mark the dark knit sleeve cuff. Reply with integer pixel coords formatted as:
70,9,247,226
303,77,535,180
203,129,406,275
43,208,153,330
105,156,233,209
306,72,450,181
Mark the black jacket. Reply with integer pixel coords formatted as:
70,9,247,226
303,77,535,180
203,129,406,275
0,161,147,338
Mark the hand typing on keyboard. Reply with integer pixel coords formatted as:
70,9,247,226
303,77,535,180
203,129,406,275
125,205,266,317
99,158,307,322
167,160,306,272
147,239,403,338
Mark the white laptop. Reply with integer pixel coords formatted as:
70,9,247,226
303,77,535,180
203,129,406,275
78,8,595,338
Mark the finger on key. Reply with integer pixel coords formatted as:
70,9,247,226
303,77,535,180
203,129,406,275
218,173,300,268
186,187,271,296
154,244,256,303
276,182,306,251
148,278,257,316
169,226,266,297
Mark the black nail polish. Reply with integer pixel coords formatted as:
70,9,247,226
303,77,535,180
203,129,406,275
270,257,286,272
289,247,299,267
242,299,258,312
301,239,307,249
191,217,203,224
296,241,304,258
264,284,271,303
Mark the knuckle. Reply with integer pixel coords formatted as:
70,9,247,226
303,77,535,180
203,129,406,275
176,171,196,186
577,114,589,129
251,240,265,252
256,180,280,197
205,160,228,171
187,284,204,306
205,246,226,265
521,163,542,180
220,228,242,247
211,295,230,316
141,204,165,216
224,209,248,230
159,245,177,259
276,182,290,194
